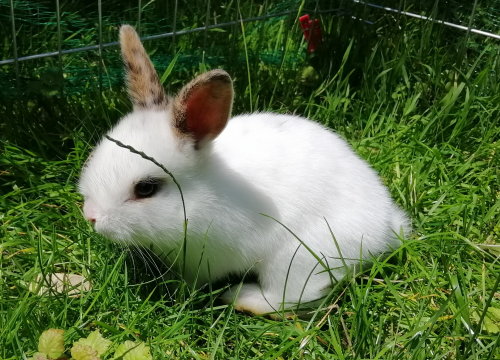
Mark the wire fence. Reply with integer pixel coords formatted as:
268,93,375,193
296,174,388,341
1,0,499,98
354,0,500,40
3,1,499,65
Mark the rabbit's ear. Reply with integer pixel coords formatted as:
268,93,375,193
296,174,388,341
120,25,168,110
173,69,233,147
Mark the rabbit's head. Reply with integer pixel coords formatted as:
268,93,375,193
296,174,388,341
78,25,233,248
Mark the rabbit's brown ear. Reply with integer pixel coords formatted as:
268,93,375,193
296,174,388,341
120,25,168,110
172,69,233,147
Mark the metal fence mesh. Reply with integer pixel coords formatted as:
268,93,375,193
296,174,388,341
1,0,499,99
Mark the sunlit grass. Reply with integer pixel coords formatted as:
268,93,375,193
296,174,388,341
1,0,500,359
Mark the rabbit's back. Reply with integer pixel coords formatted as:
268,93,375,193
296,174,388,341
213,113,407,258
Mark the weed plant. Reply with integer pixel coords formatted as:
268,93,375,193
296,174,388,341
1,0,500,359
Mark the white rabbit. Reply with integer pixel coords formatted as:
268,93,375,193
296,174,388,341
79,25,409,316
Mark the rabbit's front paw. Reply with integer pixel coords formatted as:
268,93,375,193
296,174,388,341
221,283,280,316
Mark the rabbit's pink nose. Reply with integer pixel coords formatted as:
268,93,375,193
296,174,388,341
83,200,99,224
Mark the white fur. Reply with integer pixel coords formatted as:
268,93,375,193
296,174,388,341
79,107,410,315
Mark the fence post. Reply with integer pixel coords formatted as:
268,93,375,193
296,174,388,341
56,0,64,96
9,0,20,95
98,0,103,96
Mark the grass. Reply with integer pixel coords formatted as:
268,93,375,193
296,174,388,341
1,0,500,359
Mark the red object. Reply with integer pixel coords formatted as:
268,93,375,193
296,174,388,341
299,14,322,53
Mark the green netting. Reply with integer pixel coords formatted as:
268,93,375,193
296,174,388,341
1,50,303,98
0,0,313,99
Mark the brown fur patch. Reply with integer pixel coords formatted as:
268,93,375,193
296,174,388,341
120,25,168,110
172,69,233,145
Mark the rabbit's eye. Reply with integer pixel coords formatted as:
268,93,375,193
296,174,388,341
134,181,159,198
